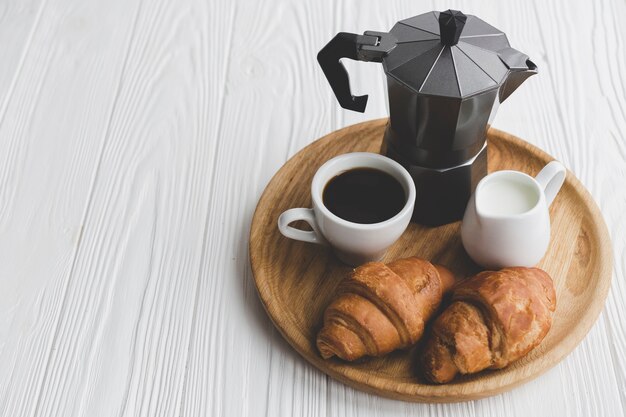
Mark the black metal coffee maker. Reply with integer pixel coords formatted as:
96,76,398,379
318,10,537,225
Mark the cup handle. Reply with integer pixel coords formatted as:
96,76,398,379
534,161,566,206
277,208,328,245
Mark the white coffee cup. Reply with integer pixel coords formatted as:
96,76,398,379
277,152,416,266
461,161,567,269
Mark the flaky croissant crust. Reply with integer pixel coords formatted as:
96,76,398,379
421,267,556,384
316,257,454,361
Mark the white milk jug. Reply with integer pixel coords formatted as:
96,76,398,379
461,161,566,269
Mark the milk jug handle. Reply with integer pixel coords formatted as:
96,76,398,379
534,161,566,206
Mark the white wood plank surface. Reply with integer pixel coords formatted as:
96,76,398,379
0,0,624,416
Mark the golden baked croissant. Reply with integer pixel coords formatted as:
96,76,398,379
316,257,455,361
421,267,556,383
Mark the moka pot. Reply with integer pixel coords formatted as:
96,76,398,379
318,9,537,225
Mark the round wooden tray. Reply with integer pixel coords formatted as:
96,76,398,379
249,119,612,402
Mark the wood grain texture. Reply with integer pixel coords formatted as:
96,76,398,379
0,0,624,415
0,0,145,415
23,1,225,416
249,119,612,402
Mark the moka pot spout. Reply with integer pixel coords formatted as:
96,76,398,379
498,47,538,103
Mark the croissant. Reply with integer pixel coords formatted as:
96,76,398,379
421,267,556,383
316,257,455,361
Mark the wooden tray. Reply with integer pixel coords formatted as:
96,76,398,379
249,119,612,402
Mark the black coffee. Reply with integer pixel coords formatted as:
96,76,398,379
322,168,406,224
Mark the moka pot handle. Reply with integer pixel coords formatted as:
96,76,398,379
317,31,396,113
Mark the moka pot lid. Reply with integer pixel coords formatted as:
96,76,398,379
382,10,514,98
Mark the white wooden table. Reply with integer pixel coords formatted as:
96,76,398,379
0,0,624,416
